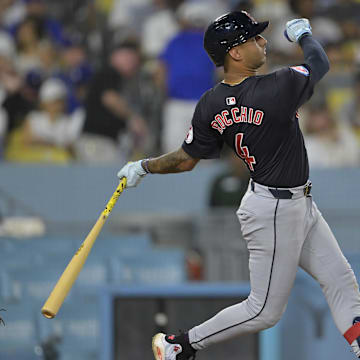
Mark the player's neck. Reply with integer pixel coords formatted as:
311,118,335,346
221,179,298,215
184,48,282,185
223,70,257,86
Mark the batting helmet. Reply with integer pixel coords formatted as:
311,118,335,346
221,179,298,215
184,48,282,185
204,11,269,67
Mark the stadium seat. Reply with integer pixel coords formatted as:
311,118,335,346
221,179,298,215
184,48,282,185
55,294,99,360
76,257,109,285
109,248,186,283
0,238,16,254
0,301,40,359
10,235,77,258
3,263,76,304
90,232,152,258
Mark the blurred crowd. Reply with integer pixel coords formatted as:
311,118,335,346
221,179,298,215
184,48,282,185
0,0,359,168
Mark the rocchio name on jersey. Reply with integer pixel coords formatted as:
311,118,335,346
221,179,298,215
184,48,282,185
211,106,264,134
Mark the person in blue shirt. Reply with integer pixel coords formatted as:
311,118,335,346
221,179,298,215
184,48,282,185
158,2,216,153
9,0,67,47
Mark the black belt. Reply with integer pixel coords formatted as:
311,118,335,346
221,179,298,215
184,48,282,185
251,181,312,199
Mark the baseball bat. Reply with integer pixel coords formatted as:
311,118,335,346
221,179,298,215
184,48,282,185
41,177,127,319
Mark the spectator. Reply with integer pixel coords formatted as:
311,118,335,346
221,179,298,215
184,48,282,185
254,0,342,62
77,39,155,164
0,108,7,159
158,1,218,152
56,37,93,114
252,0,295,61
14,16,58,80
107,0,153,36
303,103,359,168
323,0,360,24
58,2,108,66
141,0,180,59
5,78,84,163
10,0,67,47
14,16,44,75
0,0,26,31
0,31,14,157
0,30,34,152
288,0,343,46
338,71,360,139
209,150,250,208
231,0,254,12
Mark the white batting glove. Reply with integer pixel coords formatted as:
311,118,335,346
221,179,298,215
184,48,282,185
117,160,147,188
284,18,312,42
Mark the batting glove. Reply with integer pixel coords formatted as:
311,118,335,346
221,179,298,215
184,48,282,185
117,160,147,188
284,18,312,42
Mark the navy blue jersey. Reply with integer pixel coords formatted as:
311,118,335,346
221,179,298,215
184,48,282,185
182,64,315,188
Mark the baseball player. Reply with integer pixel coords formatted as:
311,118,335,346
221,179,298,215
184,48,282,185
117,11,360,360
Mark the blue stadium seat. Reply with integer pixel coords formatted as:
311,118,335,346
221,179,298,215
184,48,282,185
109,248,186,283
90,233,152,258
10,235,77,258
55,294,99,360
76,257,109,286
0,238,16,254
0,301,40,359
1,237,156,303
3,263,76,304
0,257,45,303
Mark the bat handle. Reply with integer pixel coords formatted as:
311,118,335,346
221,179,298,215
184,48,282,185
102,177,127,218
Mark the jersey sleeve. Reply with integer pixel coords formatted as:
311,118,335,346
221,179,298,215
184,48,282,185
182,94,224,159
274,64,315,115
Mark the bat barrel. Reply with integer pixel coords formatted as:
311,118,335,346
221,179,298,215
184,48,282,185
41,178,127,319
40,216,104,318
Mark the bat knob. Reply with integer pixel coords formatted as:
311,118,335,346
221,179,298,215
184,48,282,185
42,309,55,319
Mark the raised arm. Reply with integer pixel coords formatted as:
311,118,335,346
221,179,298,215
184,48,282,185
299,35,330,83
285,18,330,83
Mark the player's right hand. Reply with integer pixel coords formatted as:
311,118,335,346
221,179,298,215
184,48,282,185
284,18,312,42
117,160,147,188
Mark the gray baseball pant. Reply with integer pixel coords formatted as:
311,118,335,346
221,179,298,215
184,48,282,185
188,181,360,355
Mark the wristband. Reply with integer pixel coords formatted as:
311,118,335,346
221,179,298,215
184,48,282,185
142,158,152,174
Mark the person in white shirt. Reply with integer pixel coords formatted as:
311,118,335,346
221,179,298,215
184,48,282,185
304,103,359,168
23,78,84,149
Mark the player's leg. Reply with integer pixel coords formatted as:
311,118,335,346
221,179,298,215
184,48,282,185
152,190,311,360
153,192,304,359
299,200,360,357
187,191,310,350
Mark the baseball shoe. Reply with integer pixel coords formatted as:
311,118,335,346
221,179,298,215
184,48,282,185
152,332,196,360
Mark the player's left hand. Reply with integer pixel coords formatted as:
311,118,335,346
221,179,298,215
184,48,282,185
284,18,312,42
117,160,147,188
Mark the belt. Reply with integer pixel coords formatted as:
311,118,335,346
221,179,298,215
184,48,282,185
251,181,312,199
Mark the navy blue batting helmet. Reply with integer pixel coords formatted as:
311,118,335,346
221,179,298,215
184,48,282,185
204,11,269,67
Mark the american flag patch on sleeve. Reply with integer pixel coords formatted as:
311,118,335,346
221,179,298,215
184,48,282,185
290,66,310,76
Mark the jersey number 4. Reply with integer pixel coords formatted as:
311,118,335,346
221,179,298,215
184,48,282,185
235,133,256,171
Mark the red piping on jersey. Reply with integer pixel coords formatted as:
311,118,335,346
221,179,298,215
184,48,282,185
344,322,360,344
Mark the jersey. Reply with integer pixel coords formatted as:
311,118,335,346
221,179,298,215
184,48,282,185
182,64,316,188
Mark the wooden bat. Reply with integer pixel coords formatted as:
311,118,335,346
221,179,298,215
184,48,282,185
41,177,127,319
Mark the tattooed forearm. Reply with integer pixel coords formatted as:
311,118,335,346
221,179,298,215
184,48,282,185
147,148,199,174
